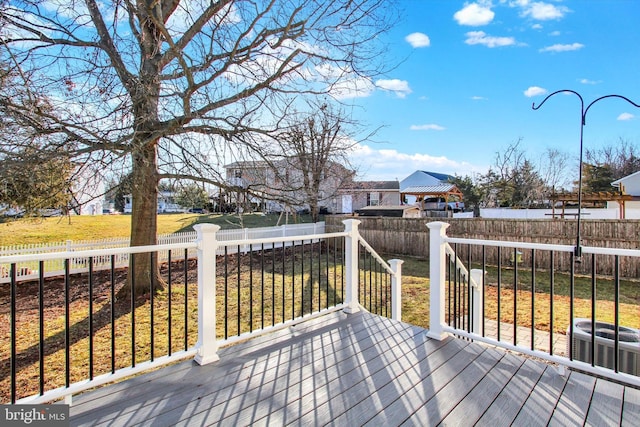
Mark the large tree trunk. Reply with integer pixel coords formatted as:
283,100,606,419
125,141,163,297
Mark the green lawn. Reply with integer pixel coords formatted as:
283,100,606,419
0,212,318,246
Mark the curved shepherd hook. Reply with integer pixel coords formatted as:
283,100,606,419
532,90,640,259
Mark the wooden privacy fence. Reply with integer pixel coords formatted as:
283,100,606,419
326,216,640,278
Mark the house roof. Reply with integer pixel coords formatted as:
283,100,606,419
401,184,457,194
418,171,455,182
611,170,640,186
340,181,400,191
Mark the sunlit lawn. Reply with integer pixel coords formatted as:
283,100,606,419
0,212,318,246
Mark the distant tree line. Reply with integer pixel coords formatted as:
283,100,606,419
452,138,640,215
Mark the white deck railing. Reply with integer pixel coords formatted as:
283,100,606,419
3,219,402,404
0,222,325,284
427,221,640,388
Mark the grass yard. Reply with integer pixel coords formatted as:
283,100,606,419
0,212,318,246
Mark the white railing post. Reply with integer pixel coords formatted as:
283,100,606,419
342,219,361,314
470,269,485,335
194,224,220,365
389,259,404,321
426,221,450,340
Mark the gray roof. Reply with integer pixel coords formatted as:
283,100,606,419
341,181,400,191
401,184,456,194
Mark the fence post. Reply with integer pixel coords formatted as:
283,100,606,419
470,269,485,335
426,221,450,340
389,259,404,321
194,224,220,365
342,219,361,314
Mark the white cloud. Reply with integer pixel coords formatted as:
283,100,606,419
532,24,543,30
465,31,517,48
539,43,584,53
349,144,481,181
471,96,488,101
579,78,600,85
549,30,561,36
517,1,569,20
375,79,412,98
329,77,376,100
618,113,635,121
405,32,431,48
410,124,446,131
524,86,548,97
454,3,495,26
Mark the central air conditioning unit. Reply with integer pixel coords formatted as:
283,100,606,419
567,318,640,376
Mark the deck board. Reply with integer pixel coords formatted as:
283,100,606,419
585,378,624,426
68,310,638,427
621,386,640,427
475,358,546,426
439,352,524,425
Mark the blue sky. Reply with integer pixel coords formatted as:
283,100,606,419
345,0,640,182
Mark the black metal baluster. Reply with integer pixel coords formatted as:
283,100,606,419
298,240,302,319
168,251,172,356
446,253,452,326
293,242,297,319
513,247,518,346
261,243,265,330
150,253,155,361
549,251,555,356
65,258,71,385
468,246,472,332
249,244,253,333
282,242,285,322
183,248,188,351
318,240,322,312
569,252,575,361
272,243,276,327
531,249,536,351
110,255,116,373
10,263,16,403
38,261,45,395
130,256,136,367
326,239,330,309
237,245,241,335
89,257,94,379
497,247,502,341
482,246,486,336
366,251,375,313
590,254,596,367
224,247,228,339
341,238,345,301
614,255,620,373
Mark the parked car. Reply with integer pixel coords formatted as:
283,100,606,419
188,207,205,214
422,197,465,212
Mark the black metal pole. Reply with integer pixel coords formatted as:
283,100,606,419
533,91,640,260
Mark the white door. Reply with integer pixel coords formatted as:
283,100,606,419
342,195,353,213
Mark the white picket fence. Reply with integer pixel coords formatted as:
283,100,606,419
0,222,325,284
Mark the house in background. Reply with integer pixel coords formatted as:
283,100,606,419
608,171,640,217
336,181,400,214
224,159,354,214
123,190,183,214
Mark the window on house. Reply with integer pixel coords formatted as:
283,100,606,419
367,192,380,206
234,169,242,178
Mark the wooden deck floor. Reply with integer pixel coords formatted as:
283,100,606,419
69,310,640,426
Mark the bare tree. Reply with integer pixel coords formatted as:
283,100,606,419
257,102,361,221
0,0,397,294
538,147,572,193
